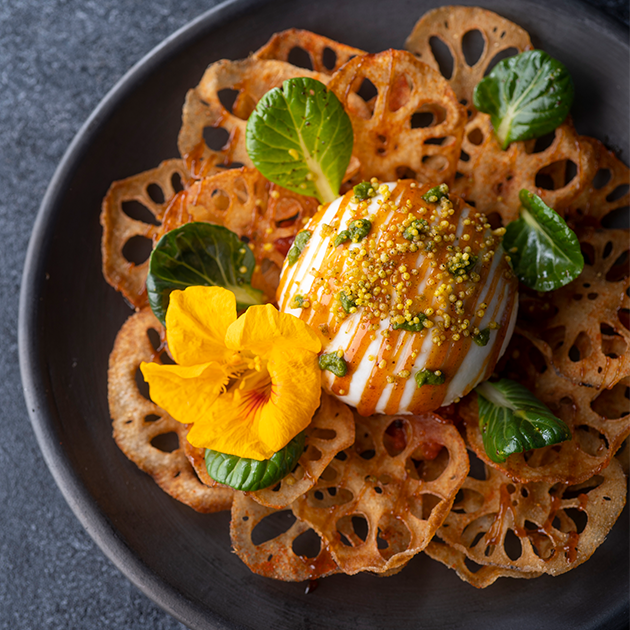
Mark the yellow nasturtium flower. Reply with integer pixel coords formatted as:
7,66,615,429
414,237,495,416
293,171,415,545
140,286,322,460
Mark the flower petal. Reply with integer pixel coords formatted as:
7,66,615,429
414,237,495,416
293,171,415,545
187,348,322,460
187,385,276,460
225,303,321,356
259,348,322,453
166,286,236,366
140,360,226,423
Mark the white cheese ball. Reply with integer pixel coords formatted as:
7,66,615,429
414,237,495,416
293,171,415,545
277,181,518,416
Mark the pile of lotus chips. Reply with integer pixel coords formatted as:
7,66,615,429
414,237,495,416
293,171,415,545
103,6,629,587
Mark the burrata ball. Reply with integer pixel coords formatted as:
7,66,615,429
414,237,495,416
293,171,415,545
277,180,518,416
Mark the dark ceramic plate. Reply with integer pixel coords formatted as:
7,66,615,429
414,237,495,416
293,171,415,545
19,1,629,628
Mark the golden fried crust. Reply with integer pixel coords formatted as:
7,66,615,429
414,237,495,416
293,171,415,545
230,494,340,581
454,114,596,225
293,412,469,574
328,49,466,185
568,137,630,228
518,228,630,390
425,538,541,588
108,308,233,513
250,393,355,509
100,159,189,309
178,58,329,178
405,6,533,109
437,454,626,576
254,28,366,74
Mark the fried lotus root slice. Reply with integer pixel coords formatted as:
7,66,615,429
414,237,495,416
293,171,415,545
182,437,228,490
108,309,233,512
454,114,595,225
230,493,339,581
463,379,630,487
328,49,466,184
437,453,627,576
159,167,319,301
250,393,355,509
405,6,532,109
425,537,541,588
254,29,366,74
101,159,189,309
292,413,469,575
518,228,630,389
463,334,630,485
567,137,630,228
178,58,329,179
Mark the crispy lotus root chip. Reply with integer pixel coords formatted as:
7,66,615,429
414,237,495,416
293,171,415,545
159,167,319,302
517,228,630,389
250,393,355,509
254,29,366,74
462,334,630,485
101,159,189,309
178,58,329,179
182,437,226,489
567,137,630,228
437,452,627,576
425,536,541,588
230,493,339,581
405,6,532,109
453,114,596,224
327,49,466,184
292,412,469,575
108,308,234,512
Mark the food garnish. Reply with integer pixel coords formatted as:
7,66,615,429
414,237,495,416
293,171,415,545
286,229,312,266
101,6,629,588
246,77,353,203
140,286,321,461
204,431,306,491
475,378,571,463
146,222,263,325
474,50,574,150
502,189,584,291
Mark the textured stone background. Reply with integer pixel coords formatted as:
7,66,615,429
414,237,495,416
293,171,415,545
1,1,627,629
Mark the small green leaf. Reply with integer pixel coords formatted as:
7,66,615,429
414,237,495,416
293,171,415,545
503,190,584,292
204,432,306,491
392,313,427,332
415,369,445,388
476,379,571,463
246,77,353,203
473,50,574,150
146,222,263,326
422,184,449,203
353,181,377,200
287,229,312,266
318,352,348,377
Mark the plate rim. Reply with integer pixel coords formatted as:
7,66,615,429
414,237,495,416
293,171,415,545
18,1,630,628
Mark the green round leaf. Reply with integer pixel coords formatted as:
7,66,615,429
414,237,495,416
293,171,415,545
146,222,263,325
476,379,571,463
246,77,353,204
204,432,306,492
473,50,574,149
503,190,584,292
